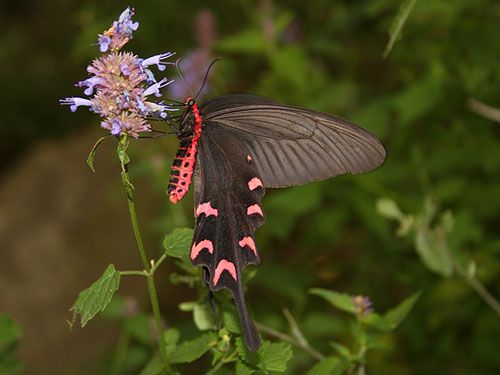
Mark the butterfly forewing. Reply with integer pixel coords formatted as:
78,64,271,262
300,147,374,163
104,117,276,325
202,94,386,188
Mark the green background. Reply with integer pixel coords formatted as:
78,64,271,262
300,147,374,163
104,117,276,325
1,0,499,373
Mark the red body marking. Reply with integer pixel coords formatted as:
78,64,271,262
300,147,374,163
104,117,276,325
213,259,237,285
190,239,214,260
196,202,219,217
247,177,263,191
247,204,264,216
239,236,257,256
167,97,203,204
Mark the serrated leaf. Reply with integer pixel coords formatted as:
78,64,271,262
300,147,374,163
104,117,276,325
380,292,421,331
221,305,241,334
258,341,293,373
86,136,108,172
415,227,453,276
309,288,356,314
307,356,348,375
376,198,404,220
383,0,420,58
235,337,259,366
71,264,120,327
236,359,255,375
163,228,193,262
169,332,217,364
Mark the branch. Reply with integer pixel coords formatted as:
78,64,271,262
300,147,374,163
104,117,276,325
467,99,500,124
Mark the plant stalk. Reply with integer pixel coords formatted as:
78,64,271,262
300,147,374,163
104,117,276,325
119,147,173,374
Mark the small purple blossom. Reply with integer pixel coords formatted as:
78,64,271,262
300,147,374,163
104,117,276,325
144,77,172,97
77,76,104,96
59,97,94,112
97,35,112,53
142,52,176,71
60,7,177,138
110,118,122,135
115,7,139,35
352,295,374,317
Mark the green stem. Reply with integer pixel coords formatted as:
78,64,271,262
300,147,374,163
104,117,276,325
256,322,325,361
118,141,173,374
206,350,238,375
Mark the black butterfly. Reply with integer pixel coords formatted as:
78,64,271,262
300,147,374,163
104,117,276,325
167,94,386,351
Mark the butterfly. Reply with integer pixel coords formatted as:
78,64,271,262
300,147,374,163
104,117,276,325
166,94,386,351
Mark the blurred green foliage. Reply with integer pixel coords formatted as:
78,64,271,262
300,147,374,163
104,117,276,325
2,0,500,373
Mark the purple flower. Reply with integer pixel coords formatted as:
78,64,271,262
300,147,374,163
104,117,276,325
61,8,177,138
77,76,104,96
115,7,139,35
142,52,176,71
110,118,122,135
97,35,112,52
59,97,94,112
352,295,374,317
144,77,172,97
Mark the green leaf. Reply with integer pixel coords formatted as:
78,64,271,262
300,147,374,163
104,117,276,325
163,227,194,262
194,302,216,331
71,264,121,327
0,315,22,350
309,288,356,314
164,328,180,347
383,0,420,58
139,354,163,375
307,356,348,375
164,328,180,356
381,292,421,331
86,136,108,172
258,341,293,373
236,359,255,375
376,198,404,221
221,305,242,334
168,332,217,364
330,342,352,360
235,337,257,365
0,315,23,375
414,227,453,276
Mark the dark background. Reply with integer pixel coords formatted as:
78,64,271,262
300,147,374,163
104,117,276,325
1,0,499,373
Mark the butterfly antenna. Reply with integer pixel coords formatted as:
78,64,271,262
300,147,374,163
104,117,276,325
176,58,195,98
195,57,222,100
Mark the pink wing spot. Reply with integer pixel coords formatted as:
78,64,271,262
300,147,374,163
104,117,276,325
213,259,237,285
246,155,252,162
196,202,219,217
247,204,264,216
239,236,257,256
190,239,214,260
248,177,263,191
169,193,180,204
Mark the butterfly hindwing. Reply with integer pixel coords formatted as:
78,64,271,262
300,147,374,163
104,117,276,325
191,123,265,350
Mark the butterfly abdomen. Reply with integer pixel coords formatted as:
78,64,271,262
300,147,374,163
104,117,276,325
167,99,203,204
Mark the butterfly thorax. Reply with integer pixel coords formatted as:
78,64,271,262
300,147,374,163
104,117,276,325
167,97,203,204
